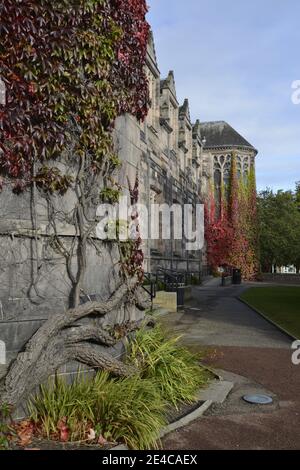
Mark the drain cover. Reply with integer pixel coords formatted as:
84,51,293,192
243,394,273,405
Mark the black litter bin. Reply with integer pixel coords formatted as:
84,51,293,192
232,268,242,285
176,286,185,308
221,274,226,286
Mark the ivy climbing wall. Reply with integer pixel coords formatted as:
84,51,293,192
0,0,150,366
205,152,259,280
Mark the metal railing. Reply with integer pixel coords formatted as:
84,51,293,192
142,273,157,310
155,267,185,291
141,265,213,308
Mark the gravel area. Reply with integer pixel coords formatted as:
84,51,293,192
163,346,300,450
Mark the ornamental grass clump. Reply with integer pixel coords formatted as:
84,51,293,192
126,324,209,408
92,373,166,450
29,324,209,449
29,371,166,450
29,374,96,442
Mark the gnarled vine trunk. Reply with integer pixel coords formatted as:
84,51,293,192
0,279,151,408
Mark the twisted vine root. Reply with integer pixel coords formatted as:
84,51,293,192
0,279,151,408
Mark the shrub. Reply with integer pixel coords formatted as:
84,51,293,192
156,280,166,291
190,275,201,286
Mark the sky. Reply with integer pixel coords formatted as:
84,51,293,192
147,0,300,191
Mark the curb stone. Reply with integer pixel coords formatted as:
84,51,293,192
159,399,213,439
197,380,233,404
112,444,129,450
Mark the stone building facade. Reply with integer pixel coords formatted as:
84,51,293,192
0,31,258,369
115,32,258,275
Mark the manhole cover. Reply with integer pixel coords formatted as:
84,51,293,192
243,394,273,405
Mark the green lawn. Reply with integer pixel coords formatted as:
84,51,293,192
240,286,300,339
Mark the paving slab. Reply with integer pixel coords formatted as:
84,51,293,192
198,380,234,404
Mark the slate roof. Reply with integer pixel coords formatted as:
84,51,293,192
200,121,257,153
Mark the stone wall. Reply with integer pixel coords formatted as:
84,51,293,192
261,273,300,285
0,178,132,368
0,234,122,364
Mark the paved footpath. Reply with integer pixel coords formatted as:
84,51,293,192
160,282,300,450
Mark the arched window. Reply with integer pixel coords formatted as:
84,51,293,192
213,154,231,194
213,154,253,200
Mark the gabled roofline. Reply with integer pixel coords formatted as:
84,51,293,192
203,144,258,156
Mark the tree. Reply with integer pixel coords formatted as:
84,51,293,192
0,0,150,408
257,187,300,272
295,181,300,208
293,182,300,272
